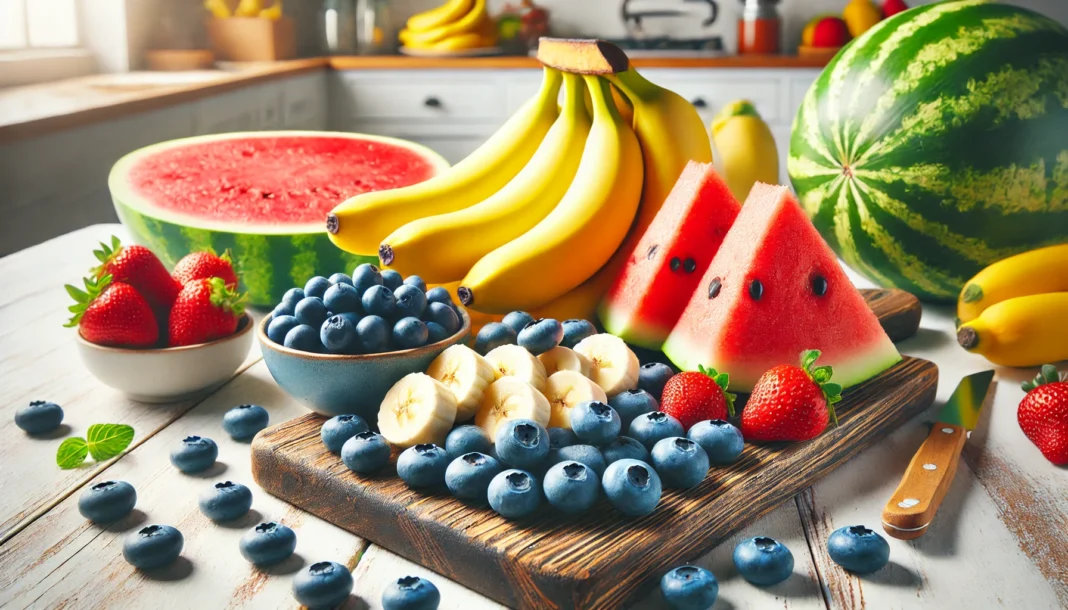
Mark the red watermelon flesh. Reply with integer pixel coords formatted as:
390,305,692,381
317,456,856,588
598,161,741,349
662,183,901,392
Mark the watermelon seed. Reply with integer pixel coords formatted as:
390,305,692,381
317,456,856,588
670,257,682,271
812,275,828,296
749,279,763,301
683,258,696,273
708,278,722,299
646,245,658,260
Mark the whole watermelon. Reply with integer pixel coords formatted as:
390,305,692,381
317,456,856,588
788,0,1068,302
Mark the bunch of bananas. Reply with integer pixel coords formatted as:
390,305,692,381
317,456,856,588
399,0,498,53
327,64,712,319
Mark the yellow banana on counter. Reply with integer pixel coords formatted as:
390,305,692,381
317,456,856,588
457,76,644,314
258,0,282,20
957,244,1068,325
381,73,592,283
407,0,475,32
400,0,487,47
711,99,779,203
957,292,1068,367
204,0,232,18
326,68,562,256
234,0,263,17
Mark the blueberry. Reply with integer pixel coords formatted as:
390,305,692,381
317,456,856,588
362,284,397,318
223,404,269,440
494,419,550,469
543,461,599,514
240,521,297,566
629,411,684,450
651,437,709,489
560,318,597,349
78,480,136,523
351,263,383,294
403,275,427,293
445,425,492,459
474,322,517,355
337,311,361,327
15,400,64,434
273,302,294,318
321,414,369,453
198,480,253,521
551,444,607,478
320,315,358,353
382,575,440,610
827,525,890,574
284,324,323,352
328,272,353,286
392,317,428,350
323,283,361,314
357,315,390,353
425,322,450,344
424,302,459,334
517,318,564,355
660,565,718,610
303,276,332,300
547,427,579,450
602,459,661,517
293,561,354,609
488,469,541,519
294,296,329,328
609,390,659,431
380,269,403,290
169,435,218,473
445,452,502,501
638,362,675,400
122,524,183,570
569,401,621,446
341,431,391,474
688,419,744,465
425,286,454,307
601,436,651,465
267,314,300,345
397,444,450,488
733,536,794,586
501,311,534,335
281,287,305,310
394,284,428,319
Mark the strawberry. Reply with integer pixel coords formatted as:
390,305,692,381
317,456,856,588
64,274,159,348
172,249,239,288
1018,364,1068,465
92,236,181,314
660,365,736,430
741,350,843,442
168,277,245,347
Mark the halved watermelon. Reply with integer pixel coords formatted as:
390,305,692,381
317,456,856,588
109,131,450,306
598,161,741,349
662,183,901,392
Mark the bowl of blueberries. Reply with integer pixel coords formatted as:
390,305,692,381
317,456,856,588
258,264,471,420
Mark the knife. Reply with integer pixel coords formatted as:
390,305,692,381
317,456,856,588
881,370,995,540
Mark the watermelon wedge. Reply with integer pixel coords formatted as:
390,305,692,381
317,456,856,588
598,161,741,349
662,183,901,392
109,131,450,306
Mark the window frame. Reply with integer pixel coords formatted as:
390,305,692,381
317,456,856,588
0,0,102,88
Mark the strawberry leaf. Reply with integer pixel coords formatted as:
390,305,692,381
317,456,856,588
811,366,833,384
56,437,89,469
65,284,88,301
86,423,135,461
801,349,821,372
1024,364,1064,391
64,274,112,328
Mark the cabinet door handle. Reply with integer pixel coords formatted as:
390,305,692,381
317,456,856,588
424,96,443,108
691,97,708,109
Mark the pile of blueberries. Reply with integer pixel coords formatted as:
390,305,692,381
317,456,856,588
267,264,464,354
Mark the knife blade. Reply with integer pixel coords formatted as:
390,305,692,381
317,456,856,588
881,370,995,540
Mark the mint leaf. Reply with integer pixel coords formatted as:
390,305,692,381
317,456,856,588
57,437,89,469
86,424,135,461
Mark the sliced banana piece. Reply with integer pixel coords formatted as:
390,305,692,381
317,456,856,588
378,373,458,448
544,370,607,428
538,345,591,377
426,344,496,421
573,333,640,397
484,344,548,392
475,377,551,439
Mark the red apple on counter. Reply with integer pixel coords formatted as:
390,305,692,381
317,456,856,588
882,0,908,18
811,17,851,48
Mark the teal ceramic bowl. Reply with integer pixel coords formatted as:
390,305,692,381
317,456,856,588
258,311,471,422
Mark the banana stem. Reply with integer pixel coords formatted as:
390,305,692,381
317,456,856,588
604,68,659,104
537,66,564,105
583,76,622,122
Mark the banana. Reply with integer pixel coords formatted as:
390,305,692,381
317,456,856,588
327,68,562,256
406,0,474,33
573,333,640,397
404,32,487,52
380,74,592,283
258,1,282,20
399,0,487,46
233,0,262,17
957,244,1068,325
711,100,779,203
538,346,591,378
957,292,1068,367
204,0,232,18
484,344,548,392
475,377,551,438
377,373,459,448
426,344,496,421
457,76,644,314
544,370,607,428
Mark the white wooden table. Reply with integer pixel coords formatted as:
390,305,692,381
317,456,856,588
1,224,1065,610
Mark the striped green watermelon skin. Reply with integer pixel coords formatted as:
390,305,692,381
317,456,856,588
788,0,1068,302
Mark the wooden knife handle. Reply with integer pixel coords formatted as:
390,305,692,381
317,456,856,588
881,423,967,540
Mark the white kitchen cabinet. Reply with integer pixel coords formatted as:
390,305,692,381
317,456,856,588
282,72,329,130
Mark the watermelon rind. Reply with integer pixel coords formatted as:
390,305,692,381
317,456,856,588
108,131,450,306
788,1,1068,302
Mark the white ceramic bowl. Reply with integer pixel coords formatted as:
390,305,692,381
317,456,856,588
75,314,254,403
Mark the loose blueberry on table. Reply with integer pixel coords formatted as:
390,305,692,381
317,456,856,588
223,404,269,440
826,525,891,574
543,461,600,514
77,480,137,523
397,444,451,489
494,419,550,470
488,469,542,519
292,560,354,609
733,536,794,586
198,480,253,522
569,400,621,446
609,389,659,431
239,521,297,566
169,435,218,474
320,414,369,453
651,437,710,489
601,436,651,465
445,452,502,502
638,362,675,401
660,565,718,610
551,444,607,478
517,318,564,355
122,524,184,570
501,310,534,335
559,318,597,349
602,459,662,517
341,431,392,474
628,411,685,450
474,322,517,356
14,400,64,435
687,419,745,465
382,575,441,610
444,425,493,459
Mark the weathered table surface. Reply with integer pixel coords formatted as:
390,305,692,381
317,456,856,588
1,224,1065,610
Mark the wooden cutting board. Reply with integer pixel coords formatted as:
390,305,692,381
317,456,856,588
252,288,935,609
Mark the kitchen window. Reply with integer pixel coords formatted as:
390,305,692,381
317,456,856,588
0,0,96,87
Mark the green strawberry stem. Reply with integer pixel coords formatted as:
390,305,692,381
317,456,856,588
207,277,246,317
799,349,842,427
64,274,113,327
697,363,736,417
90,235,123,277
1022,364,1063,392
